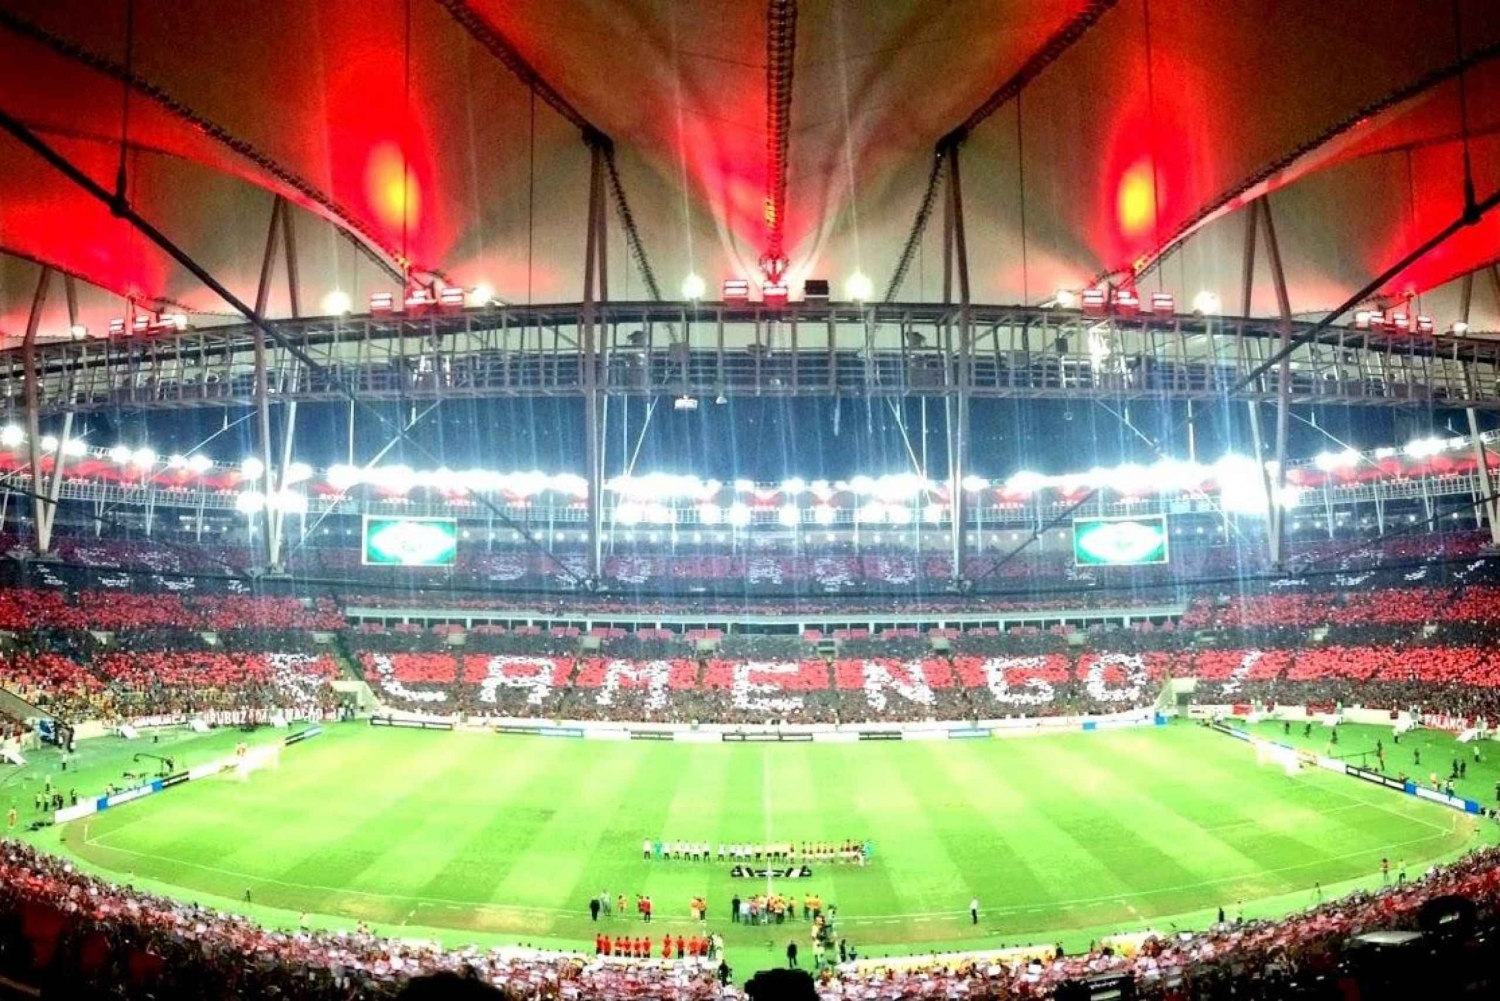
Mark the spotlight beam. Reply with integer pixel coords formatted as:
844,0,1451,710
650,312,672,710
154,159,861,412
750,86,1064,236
0,106,586,586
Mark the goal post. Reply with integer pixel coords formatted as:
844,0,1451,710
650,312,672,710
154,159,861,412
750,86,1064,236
1253,738,1302,776
234,742,282,781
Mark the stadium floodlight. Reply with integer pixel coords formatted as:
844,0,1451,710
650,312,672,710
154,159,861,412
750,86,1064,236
1192,291,1221,315
1053,289,1078,309
1453,321,1470,334
673,395,699,411
39,435,58,453
777,505,800,528
167,453,186,469
887,505,913,525
235,491,266,514
187,453,213,474
326,463,360,490
242,456,266,480
1004,470,1046,495
697,503,723,525
727,503,753,527
1149,292,1175,316
131,448,157,468
1313,449,1360,473
923,505,943,524
857,501,887,524
68,324,88,340
681,273,707,301
845,271,873,302
723,278,750,301
271,490,308,514
470,282,497,307
285,461,314,485
615,502,644,526
733,479,756,493
1404,436,1446,458
781,477,806,495
108,444,132,464
960,475,990,493
813,504,836,525
61,438,86,457
0,424,22,447
321,290,353,316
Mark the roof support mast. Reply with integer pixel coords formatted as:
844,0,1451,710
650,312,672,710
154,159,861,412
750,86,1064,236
1261,197,1296,570
21,266,51,555
940,143,973,584
1238,197,1297,570
1459,272,1500,544
251,195,302,573
582,137,610,587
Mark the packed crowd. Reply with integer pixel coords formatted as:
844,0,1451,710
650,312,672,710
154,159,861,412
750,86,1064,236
0,841,737,1000
0,588,344,633
3,836,1499,1000
353,643,1500,724
1,645,342,725
806,846,1500,1000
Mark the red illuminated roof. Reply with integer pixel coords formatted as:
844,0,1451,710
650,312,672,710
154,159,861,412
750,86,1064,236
1,0,1499,340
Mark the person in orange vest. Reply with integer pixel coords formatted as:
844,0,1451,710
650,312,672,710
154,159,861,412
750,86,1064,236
662,934,673,959
676,933,685,958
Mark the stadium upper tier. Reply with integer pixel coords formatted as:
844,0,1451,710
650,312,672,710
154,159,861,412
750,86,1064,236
0,527,1488,607
0,431,1492,551
6,303,1500,415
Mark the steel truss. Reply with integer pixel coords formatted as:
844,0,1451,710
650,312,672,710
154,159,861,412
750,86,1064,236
5,301,1499,416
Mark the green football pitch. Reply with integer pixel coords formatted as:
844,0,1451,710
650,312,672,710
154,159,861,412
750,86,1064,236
8,721,1495,974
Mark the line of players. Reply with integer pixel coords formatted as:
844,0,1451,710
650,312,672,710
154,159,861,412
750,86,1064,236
595,931,722,961
643,839,870,863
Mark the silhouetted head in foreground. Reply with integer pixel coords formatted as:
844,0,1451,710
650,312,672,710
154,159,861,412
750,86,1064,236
397,972,507,1001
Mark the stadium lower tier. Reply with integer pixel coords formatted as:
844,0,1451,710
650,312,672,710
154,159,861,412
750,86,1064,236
358,646,1500,722
1,651,340,723
4,722,1500,1000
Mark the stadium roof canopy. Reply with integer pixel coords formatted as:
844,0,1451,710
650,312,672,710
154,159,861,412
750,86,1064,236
3,0,1500,341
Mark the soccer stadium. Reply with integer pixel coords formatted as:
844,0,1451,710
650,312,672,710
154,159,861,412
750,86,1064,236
6,3,1500,1000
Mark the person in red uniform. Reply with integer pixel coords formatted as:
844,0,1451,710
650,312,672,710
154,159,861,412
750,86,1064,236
676,934,686,958
662,935,673,959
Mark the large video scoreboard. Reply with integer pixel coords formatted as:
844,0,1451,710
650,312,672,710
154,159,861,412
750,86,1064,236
1072,515,1169,566
362,516,459,567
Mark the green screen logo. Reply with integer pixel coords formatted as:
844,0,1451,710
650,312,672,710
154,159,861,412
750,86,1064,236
1072,516,1169,566
362,517,459,566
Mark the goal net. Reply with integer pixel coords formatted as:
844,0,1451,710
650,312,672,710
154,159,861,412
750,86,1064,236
233,742,282,781
1254,739,1302,776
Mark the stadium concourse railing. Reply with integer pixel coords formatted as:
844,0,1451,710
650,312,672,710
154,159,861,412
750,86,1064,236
342,600,1191,632
367,705,1167,742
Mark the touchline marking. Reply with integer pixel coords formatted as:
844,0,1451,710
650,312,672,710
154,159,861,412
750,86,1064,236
77,829,1458,925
